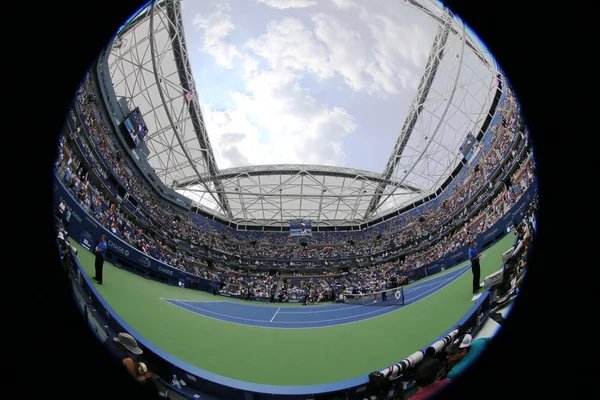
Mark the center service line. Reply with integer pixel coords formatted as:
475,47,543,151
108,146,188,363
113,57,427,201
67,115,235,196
270,308,281,322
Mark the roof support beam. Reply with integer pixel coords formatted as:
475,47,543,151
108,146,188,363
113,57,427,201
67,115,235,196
404,0,491,68
364,7,453,220
148,1,226,216
178,191,406,198
163,0,232,218
172,164,421,192
373,12,468,217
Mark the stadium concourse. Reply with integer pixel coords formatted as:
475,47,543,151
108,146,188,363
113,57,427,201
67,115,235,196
52,66,537,399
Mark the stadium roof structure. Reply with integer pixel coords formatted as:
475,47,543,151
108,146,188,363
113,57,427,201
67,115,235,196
107,0,501,228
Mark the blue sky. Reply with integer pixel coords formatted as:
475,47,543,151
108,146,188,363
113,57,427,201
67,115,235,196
178,0,442,173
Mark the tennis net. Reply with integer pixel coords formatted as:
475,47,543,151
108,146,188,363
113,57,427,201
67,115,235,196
343,286,405,306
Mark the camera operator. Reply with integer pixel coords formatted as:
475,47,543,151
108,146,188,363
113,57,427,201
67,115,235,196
57,225,78,255
443,334,491,381
410,356,451,400
57,231,70,259
515,233,531,290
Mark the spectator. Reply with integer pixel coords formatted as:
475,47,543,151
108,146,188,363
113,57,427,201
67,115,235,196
57,231,69,259
410,356,451,400
122,358,152,385
113,332,144,355
111,333,162,397
64,206,72,229
445,334,492,381
58,199,66,222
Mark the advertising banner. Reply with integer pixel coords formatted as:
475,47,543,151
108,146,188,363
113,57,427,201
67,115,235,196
53,173,216,291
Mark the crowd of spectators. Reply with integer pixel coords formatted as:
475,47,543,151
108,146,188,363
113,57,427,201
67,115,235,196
56,77,535,303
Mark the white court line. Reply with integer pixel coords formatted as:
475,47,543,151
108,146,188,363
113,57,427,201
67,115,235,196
168,300,274,323
162,266,470,329
173,298,391,324
270,308,281,322
278,305,362,314
280,267,467,312
404,268,467,292
177,299,353,312
161,298,227,303
164,265,467,312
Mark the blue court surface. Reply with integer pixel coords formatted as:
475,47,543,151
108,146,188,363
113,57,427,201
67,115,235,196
162,265,471,328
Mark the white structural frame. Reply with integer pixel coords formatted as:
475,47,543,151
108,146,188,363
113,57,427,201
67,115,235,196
106,0,501,228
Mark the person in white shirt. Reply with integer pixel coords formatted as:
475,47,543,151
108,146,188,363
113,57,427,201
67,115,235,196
380,279,387,301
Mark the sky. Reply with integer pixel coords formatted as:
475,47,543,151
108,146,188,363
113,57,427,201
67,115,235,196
178,0,443,174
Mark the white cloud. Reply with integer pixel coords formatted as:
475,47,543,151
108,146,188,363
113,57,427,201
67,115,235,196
240,55,259,78
328,0,357,9
202,67,357,169
202,106,261,169
357,6,433,93
189,1,434,171
245,18,332,81
310,13,368,91
257,0,317,9
192,4,241,68
244,11,430,97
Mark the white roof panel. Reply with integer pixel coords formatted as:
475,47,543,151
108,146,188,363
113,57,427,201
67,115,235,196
107,0,501,227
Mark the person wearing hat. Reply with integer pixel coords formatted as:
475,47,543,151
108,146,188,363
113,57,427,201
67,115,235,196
113,333,153,384
410,356,451,400
113,332,144,355
445,334,492,381
93,234,107,285
468,241,482,294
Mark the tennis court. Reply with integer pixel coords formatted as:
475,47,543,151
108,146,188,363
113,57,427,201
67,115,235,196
68,233,514,387
162,266,469,329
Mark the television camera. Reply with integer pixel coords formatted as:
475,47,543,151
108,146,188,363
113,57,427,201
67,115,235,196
57,228,78,256
484,234,529,308
367,325,467,399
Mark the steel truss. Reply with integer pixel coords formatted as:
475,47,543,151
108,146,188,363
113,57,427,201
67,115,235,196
106,0,501,227
367,0,499,218
176,164,423,227
108,0,231,217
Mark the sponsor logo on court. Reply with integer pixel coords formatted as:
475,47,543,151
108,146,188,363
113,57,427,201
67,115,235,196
139,256,151,267
158,266,173,276
71,210,82,223
86,216,98,229
450,253,462,260
108,240,129,256
428,264,441,271
483,228,499,241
